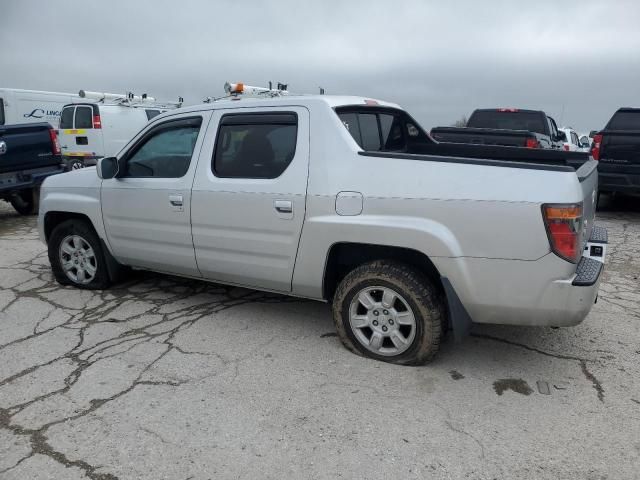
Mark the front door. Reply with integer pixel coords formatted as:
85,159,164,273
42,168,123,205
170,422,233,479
101,113,209,277
191,107,309,292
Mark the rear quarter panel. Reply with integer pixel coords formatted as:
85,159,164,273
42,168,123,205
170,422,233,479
293,105,585,299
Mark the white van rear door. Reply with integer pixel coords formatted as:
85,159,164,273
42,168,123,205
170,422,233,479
59,104,104,163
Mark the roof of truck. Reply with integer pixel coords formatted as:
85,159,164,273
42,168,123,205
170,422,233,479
157,95,402,117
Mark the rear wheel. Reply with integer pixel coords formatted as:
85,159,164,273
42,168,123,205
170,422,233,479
66,158,85,170
10,189,37,215
48,220,111,289
332,261,444,365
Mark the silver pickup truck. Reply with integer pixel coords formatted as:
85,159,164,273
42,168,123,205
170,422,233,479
38,94,607,365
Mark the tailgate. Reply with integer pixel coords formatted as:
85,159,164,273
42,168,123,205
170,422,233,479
0,123,57,174
576,160,599,247
600,131,640,166
431,127,531,147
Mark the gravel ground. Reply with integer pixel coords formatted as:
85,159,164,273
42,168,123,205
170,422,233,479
0,196,639,480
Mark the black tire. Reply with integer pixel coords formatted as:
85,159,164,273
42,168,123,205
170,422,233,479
48,219,111,290
10,189,37,215
332,260,444,365
66,158,85,170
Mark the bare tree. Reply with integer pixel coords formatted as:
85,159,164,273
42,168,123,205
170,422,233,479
452,116,468,127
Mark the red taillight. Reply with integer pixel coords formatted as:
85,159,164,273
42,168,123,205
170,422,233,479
542,204,583,263
525,138,540,148
93,115,102,129
563,144,570,151
591,133,602,160
49,128,61,155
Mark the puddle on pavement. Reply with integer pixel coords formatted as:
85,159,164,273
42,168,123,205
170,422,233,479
493,378,533,396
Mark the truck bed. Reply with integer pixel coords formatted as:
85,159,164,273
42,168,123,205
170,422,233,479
405,140,590,171
0,122,60,174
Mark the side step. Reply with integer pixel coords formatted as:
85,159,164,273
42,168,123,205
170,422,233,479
572,257,603,286
589,225,608,244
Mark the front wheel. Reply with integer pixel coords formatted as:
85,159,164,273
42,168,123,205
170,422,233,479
332,261,444,365
48,220,111,289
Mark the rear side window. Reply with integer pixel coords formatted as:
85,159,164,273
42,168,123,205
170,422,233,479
60,106,74,129
0,98,4,125
337,110,407,151
124,117,202,178
146,109,161,120
213,113,298,179
75,106,93,129
571,132,579,145
468,111,547,135
607,111,640,130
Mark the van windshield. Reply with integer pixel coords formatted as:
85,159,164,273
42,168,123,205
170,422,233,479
60,106,74,129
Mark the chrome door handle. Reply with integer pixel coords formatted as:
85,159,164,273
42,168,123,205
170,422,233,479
274,200,292,213
169,194,183,207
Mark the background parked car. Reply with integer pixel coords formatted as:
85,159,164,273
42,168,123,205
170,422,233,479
0,88,82,128
559,127,588,152
592,107,640,198
0,122,65,215
579,133,592,149
58,90,182,169
431,108,566,149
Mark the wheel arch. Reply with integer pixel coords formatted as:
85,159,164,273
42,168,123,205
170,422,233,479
322,242,444,301
322,242,474,341
44,210,123,282
44,211,97,243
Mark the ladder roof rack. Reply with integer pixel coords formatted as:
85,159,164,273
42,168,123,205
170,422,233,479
78,90,183,109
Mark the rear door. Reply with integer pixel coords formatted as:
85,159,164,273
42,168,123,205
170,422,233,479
101,112,209,277
191,107,310,292
59,104,104,162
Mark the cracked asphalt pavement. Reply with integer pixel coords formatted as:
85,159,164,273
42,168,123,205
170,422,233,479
1,197,639,480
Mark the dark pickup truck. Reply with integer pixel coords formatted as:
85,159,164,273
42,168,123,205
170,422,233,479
591,108,640,196
431,108,566,150
0,122,66,215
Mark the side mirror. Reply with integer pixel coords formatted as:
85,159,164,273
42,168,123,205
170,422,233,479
96,157,119,179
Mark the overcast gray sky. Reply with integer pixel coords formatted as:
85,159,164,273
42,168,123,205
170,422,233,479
2,0,639,131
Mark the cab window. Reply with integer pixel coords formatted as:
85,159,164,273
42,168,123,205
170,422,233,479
213,112,298,179
0,98,5,125
337,108,410,152
123,117,202,178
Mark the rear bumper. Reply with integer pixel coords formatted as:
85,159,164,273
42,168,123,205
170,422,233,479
436,226,607,328
598,167,640,195
0,164,67,195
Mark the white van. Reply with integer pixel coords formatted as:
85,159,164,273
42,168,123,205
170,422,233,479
58,91,181,169
0,88,82,127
